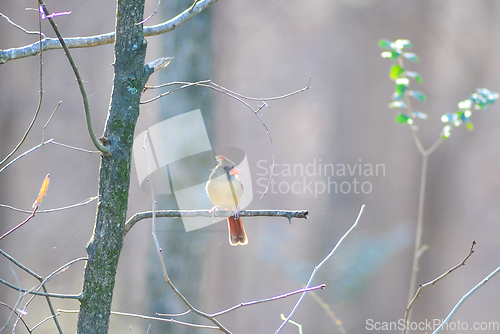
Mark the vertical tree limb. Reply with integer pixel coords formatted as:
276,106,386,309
76,0,147,332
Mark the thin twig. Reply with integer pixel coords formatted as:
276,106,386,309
0,139,53,174
402,241,476,334
308,290,348,334
405,133,444,327
157,309,191,317
124,209,308,234
0,207,38,241
432,264,500,334
49,141,101,154
41,101,62,142
208,284,325,317
141,79,310,199
0,196,98,214
57,309,220,330
0,12,46,38
0,138,101,174
143,132,232,333
0,12,44,168
136,0,162,25
0,278,81,299
276,204,365,333
16,255,85,334
280,314,302,334
0,249,64,333
38,0,110,155
0,301,31,333
30,313,59,332
209,77,311,103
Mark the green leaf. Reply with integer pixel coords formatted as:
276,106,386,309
378,39,393,48
405,71,422,83
441,125,452,138
470,92,488,108
403,52,418,62
458,99,472,109
477,88,499,103
458,110,472,122
409,91,426,102
381,50,402,59
395,39,412,49
389,101,406,108
441,113,458,123
395,78,409,85
393,79,409,99
412,111,428,119
395,113,413,124
389,64,404,80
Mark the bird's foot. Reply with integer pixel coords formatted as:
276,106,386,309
209,206,218,221
233,206,240,219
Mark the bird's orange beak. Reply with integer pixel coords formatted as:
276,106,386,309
229,167,240,176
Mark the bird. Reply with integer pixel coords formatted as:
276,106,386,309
206,155,248,246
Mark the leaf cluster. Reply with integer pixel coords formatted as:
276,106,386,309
379,39,498,138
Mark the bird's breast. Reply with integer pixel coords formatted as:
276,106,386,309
206,174,243,210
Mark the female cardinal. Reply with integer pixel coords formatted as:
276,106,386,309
206,155,248,246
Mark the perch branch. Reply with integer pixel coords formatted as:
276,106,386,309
124,209,308,234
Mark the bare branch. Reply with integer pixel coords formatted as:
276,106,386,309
432,263,500,334
0,301,31,333
276,204,365,333
57,309,221,330
308,290,348,334
0,196,98,214
49,141,101,154
143,57,175,86
403,241,476,334
19,257,87,333
208,284,325,318
42,101,62,142
0,278,82,300
0,139,52,174
136,0,162,25
141,78,310,199
0,13,44,168
0,248,64,333
209,76,311,102
38,0,111,155
0,12,45,38
124,209,308,234
143,132,232,333
0,207,38,241
0,0,219,64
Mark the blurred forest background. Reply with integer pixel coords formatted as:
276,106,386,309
1,0,500,333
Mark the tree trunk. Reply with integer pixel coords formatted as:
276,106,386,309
76,0,146,333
